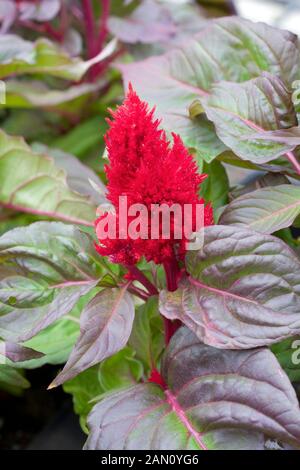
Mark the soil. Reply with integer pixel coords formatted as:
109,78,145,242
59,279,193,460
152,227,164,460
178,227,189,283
0,365,84,450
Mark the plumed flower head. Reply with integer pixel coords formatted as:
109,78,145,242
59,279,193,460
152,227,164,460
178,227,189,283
95,85,213,265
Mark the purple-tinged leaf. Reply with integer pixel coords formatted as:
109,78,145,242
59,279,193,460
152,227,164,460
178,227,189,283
62,28,83,57
0,283,96,343
120,54,226,163
0,130,97,226
63,346,143,433
201,73,297,163
4,80,102,108
0,34,34,63
32,144,107,207
220,184,300,233
0,340,43,362
108,0,176,44
18,0,61,23
120,17,299,160
228,172,290,201
0,35,117,81
0,222,106,341
0,1,16,33
250,126,300,146
84,327,300,450
110,0,206,52
160,225,300,349
0,222,103,283
49,286,135,388
0,276,54,308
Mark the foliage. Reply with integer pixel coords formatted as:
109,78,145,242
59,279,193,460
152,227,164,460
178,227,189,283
0,0,300,451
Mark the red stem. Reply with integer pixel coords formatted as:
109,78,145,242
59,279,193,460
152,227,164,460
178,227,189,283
163,258,180,292
82,0,96,59
91,46,124,80
125,265,158,297
87,0,112,80
163,257,181,344
97,0,111,52
163,317,174,345
19,20,63,42
59,0,69,37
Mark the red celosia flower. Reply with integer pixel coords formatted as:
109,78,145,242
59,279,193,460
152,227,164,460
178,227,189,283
95,85,213,266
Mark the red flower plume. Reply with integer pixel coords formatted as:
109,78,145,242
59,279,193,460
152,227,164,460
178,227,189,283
95,85,213,266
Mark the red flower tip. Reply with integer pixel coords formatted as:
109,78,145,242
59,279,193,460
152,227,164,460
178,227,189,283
95,85,213,265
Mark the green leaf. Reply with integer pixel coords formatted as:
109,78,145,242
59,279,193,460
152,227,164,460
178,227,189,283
63,346,143,433
0,130,97,225
228,172,290,201
23,317,80,367
0,276,56,308
102,0,139,17
50,286,135,387
197,0,235,15
1,109,58,142
129,297,164,371
120,16,300,159
220,184,300,233
84,327,300,450
272,337,300,383
0,222,103,286
217,151,266,171
20,289,98,369
160,225,300,349
0,222,105,342
98,347,143,392
63,365,104,433
2,80,102,108
0,209,39,236
52,116,107,160
31,144,107,206
200,160,229,212
0,364,30,391
202,73,297,163
0,35,117,80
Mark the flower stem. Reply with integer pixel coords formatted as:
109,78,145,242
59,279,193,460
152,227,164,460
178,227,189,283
89,0,111,80
163,317,174,345
162,258,181,344
286,151,300,176
82,0,95,59
125,265,158,297
163,259,180,292
97,0,111,52
19,20,63,41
